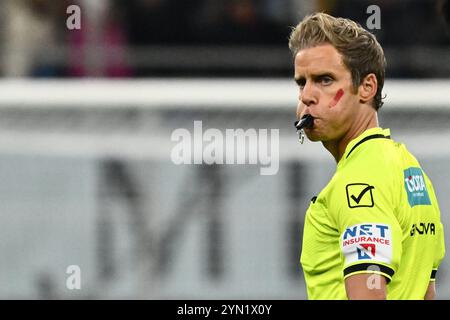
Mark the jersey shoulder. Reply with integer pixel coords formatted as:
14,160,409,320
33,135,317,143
325,138,404,219
338,138,428,185
337,138,403,186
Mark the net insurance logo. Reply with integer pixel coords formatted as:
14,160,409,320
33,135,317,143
404,167,431,207
341,224,392,264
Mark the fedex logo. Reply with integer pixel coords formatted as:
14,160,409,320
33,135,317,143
341,223,392,265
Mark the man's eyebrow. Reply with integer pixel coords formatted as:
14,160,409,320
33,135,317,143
312,72,336,79
294,72,336,85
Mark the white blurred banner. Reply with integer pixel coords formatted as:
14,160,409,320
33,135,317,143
0,79,449,299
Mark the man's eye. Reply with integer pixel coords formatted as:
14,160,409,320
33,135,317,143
320,77,333,85
298,80,306,89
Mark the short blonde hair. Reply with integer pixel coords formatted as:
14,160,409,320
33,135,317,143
289,13,386,110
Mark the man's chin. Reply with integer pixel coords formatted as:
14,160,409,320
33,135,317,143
305,133,321,142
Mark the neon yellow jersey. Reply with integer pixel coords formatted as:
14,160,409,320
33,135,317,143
300,127,445,300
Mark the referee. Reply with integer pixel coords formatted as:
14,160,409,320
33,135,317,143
289,13,445,299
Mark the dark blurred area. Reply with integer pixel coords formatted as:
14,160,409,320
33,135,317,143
0,0,449,78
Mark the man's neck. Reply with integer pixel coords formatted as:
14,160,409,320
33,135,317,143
323,112,379,163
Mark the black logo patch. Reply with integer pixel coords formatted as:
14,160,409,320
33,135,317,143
346,183,375,208
410,223,435,236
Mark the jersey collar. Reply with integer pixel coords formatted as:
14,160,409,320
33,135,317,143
339,127,391,165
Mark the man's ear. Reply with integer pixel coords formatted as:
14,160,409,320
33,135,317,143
359,73,378,104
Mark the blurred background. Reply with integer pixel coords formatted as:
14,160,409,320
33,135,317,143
0,0,449,299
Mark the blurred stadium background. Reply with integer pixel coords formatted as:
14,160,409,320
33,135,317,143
0,0,449,299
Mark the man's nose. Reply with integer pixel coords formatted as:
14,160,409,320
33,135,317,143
300,82,317,107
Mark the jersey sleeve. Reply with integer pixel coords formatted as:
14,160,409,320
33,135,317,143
430,223,445,281
425,176,446,281
431,222,445,281
329,168,403,282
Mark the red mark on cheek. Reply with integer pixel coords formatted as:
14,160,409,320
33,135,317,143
330,89,344,107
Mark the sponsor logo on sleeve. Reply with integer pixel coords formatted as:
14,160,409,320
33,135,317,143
404,167,431,207
346,183,375,208
410,222,435,236
341,223,392,265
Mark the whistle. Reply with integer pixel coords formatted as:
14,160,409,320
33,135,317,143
294,114,314,144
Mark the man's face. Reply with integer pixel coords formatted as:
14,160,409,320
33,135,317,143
294,43,360,142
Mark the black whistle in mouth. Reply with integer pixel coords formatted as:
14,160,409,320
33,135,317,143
294,114,314,130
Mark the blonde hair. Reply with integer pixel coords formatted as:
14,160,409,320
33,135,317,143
289,13,386,110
